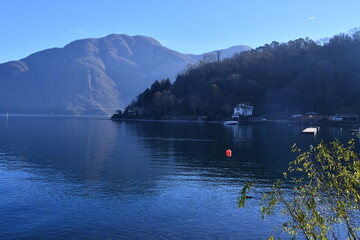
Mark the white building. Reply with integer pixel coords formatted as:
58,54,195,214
232,103,254,119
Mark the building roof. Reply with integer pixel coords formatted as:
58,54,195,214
333,113,358,117
236,103,254,109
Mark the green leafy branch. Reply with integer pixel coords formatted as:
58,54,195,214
239,139,360,240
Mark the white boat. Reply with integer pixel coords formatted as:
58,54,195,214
350,128,359,132
223,120,238,125
350,125,360,132
302,127,318,134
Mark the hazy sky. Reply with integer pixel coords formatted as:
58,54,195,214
0,0,359,63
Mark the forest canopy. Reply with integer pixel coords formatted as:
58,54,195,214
123,29,360,120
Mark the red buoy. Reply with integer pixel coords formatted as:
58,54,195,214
226,149,232,158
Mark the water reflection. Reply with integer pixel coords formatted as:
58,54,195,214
224,124,253,142
0,118,355,191
0,117,356,239
0,118,171,198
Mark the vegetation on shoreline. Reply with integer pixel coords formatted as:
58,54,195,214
239,137,360,239
117,29,360,121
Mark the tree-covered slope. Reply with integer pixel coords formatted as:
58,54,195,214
127,30,360,120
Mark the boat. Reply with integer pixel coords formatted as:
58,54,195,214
350,125,360,132
302,127,318,134
223,120,238,125
350,128,359,132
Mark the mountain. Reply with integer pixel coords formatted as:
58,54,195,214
0,34,251,115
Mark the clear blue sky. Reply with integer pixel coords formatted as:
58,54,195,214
0,0,359,63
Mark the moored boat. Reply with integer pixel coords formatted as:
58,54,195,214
223,120,238,125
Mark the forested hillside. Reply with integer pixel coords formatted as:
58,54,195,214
124,30,360,120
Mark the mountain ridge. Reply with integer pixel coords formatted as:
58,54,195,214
0,34,251,115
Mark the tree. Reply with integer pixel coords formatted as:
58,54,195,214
216,50,221,62
240,138,360,240
188,94,201,118
200,53,216,65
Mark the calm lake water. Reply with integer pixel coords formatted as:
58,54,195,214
0,116,356,239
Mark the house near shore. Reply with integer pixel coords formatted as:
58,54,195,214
303,112,319,123
291,114,303,121
232,103,254,119
291,112,319,123
331,113,359,121
127,107,145,116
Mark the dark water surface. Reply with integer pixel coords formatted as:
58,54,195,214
0,117,355,239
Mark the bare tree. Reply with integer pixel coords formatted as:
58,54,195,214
216,50,221,62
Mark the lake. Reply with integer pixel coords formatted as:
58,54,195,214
0,116,356,239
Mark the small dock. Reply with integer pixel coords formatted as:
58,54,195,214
302,127,318,134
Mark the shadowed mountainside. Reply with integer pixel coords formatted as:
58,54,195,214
0,34,250,115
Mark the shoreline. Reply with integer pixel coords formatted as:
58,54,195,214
110,118,223,124
0,113,110,119
110,118,360,126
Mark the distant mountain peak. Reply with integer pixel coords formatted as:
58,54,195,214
0,34,250,115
